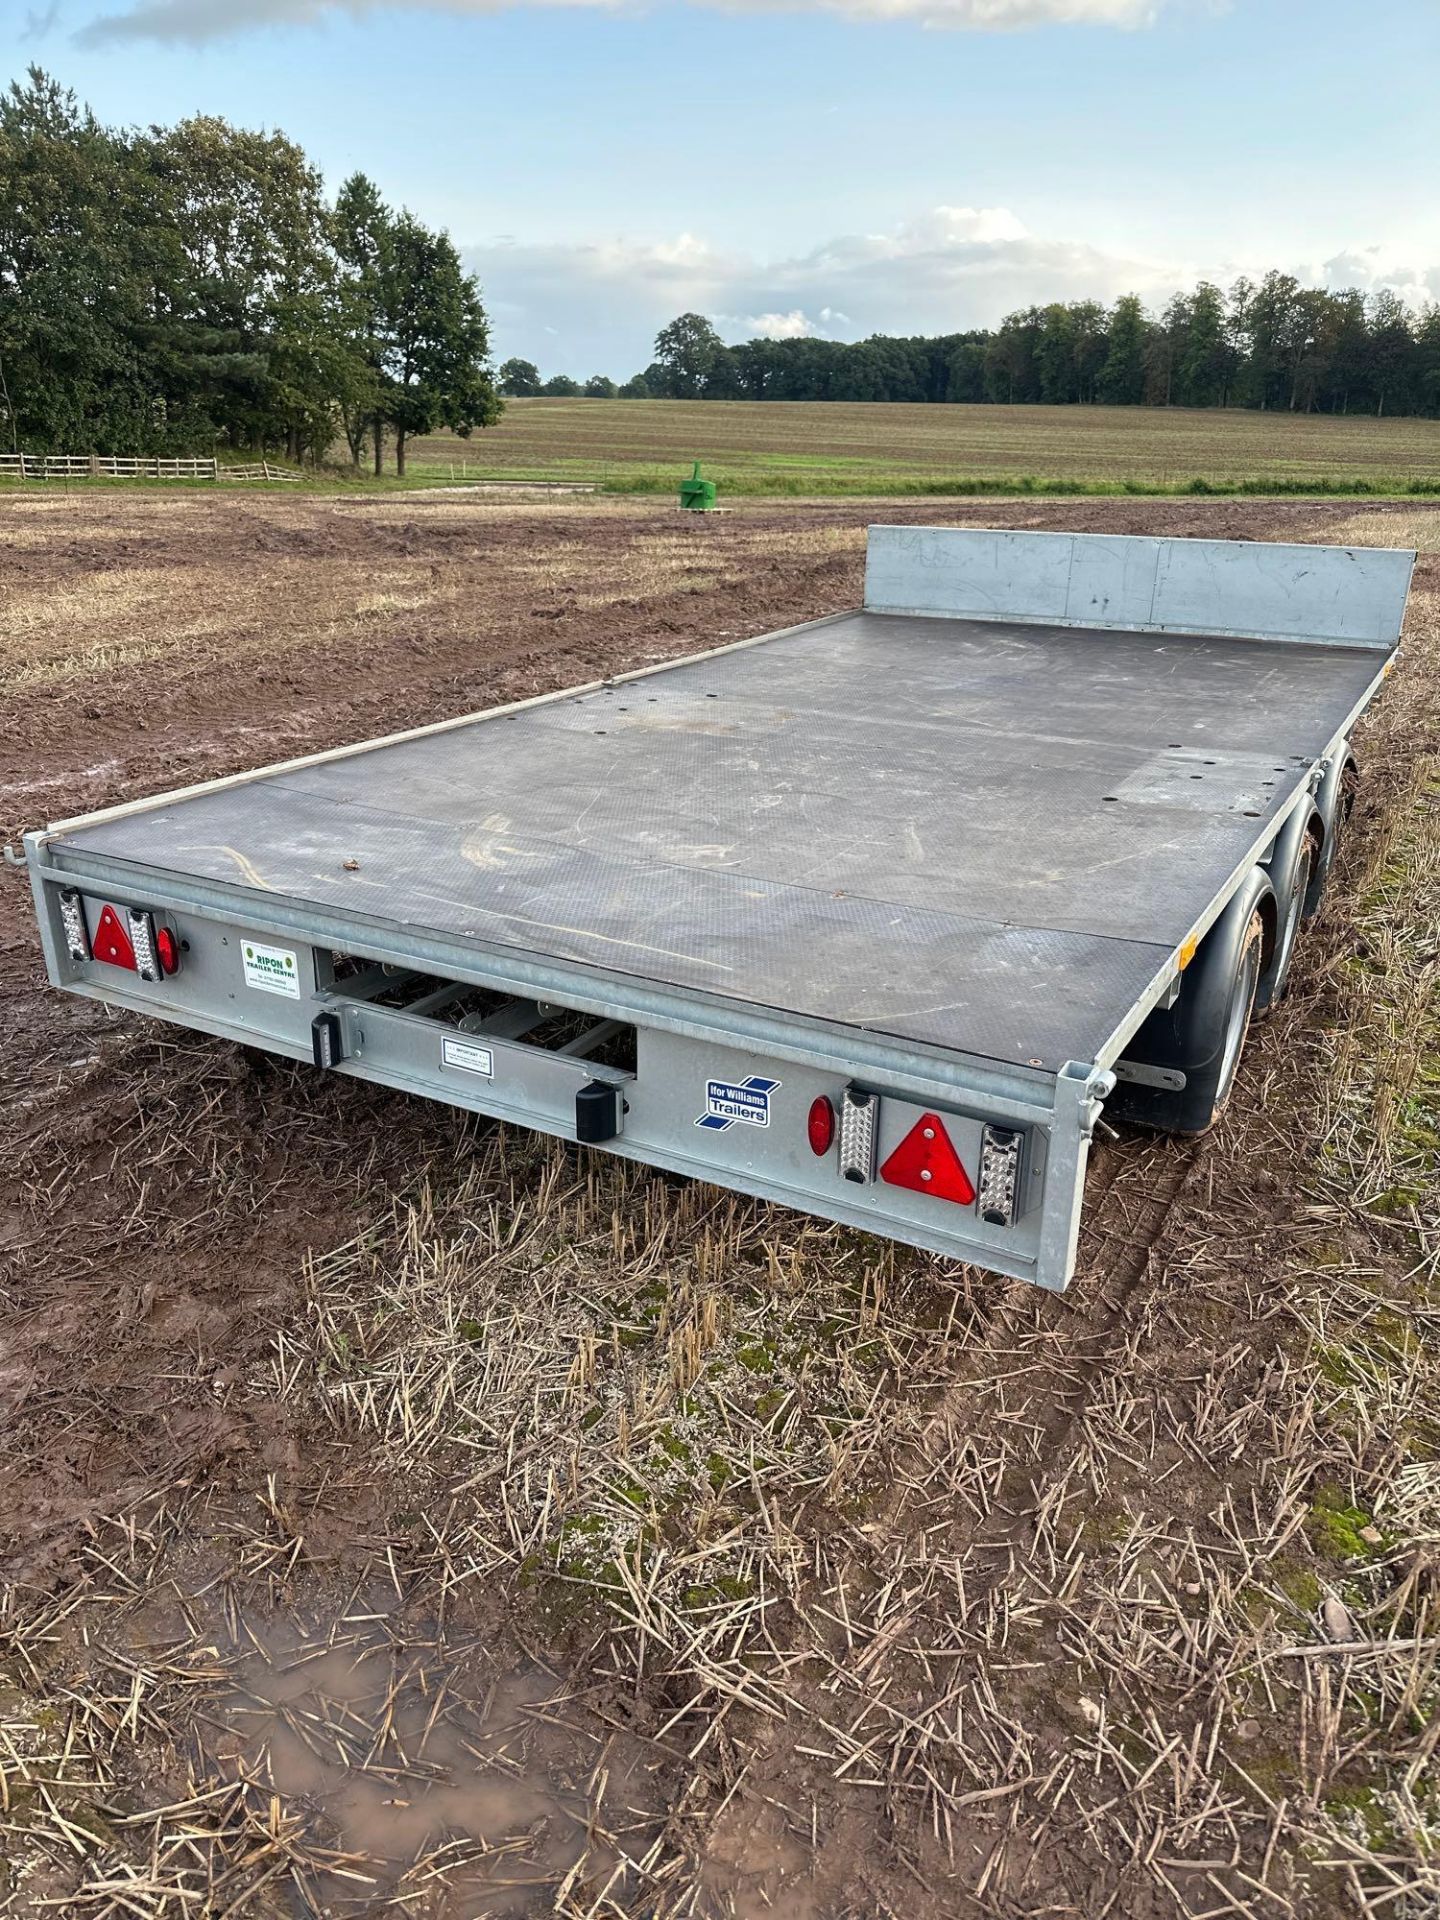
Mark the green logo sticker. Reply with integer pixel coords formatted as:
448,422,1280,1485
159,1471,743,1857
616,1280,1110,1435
241,939,302,1000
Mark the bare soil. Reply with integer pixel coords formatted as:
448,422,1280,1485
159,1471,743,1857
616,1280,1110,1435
1,491,1437,1918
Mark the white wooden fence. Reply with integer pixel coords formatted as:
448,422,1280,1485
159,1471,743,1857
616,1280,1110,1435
0,453,301,482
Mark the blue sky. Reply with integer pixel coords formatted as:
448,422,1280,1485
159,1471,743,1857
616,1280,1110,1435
12,0,1440,375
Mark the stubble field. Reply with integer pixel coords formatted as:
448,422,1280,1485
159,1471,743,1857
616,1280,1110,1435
1,489,1438,1918
408,397,1440,495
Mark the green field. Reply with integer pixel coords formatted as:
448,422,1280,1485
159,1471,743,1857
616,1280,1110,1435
410,397,1440,496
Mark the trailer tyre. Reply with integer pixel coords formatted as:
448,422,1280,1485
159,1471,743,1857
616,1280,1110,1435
1257,838,1314,1016
1304,752,1358,920
1110,868,1274,1135
1202,909,1266,1121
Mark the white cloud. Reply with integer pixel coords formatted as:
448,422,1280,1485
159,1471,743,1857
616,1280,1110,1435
721,0,1155,24
472,207,1440,378
78,0,1159,45
470,204,1194,374
744,310,827,339
1319,247,1440,309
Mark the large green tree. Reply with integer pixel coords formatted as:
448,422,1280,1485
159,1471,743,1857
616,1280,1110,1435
333,173,499,474
1098,295,1149,405
0,69,149,451
499,356,542,396
379,212,499,474
652,312,723,397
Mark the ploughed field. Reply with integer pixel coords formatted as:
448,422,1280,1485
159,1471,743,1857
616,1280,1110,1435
408,396,1440,494
2,489,1438,1918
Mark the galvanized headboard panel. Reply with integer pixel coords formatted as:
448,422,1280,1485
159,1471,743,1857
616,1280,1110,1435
864,525,1415,649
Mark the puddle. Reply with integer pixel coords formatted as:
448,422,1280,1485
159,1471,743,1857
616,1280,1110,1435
183,1591,667,1914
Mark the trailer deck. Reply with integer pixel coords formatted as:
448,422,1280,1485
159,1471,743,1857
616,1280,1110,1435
52,605,1390,1073
25,526,1415,1291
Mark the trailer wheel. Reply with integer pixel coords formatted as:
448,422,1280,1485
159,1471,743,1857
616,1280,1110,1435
1304,751,1358,920
1109,867,1274,1135
1257,836,1315,1016
1206,910,1265,1117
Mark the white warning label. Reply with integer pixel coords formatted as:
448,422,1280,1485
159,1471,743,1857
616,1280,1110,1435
441,1037,495,1079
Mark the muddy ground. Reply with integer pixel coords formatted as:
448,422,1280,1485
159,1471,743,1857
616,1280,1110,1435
1,490,1437,1918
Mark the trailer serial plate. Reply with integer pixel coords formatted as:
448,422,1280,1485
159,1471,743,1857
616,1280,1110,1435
441,1037,495,1079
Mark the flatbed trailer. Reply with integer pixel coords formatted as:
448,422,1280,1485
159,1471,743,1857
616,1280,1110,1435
21,526,1415,1291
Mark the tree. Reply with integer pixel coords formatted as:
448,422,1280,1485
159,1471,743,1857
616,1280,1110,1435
618,373,651,398
382,213,499,473
1097,296,1148,406
1237,271,1302,410
267,287,368,463
1147,292,1193,406
652,312,722,397
144,114,333,454
943,337,988,403
1415,305,1440,417
0,68,151,451
986,310,1040,402
583,373,616,398
332,171,391,469
333,177,500,474
1365,290,1416,417
499,356,541,396
1175,282,1233,407
542,373,580,396
703,345,743,399
1034,305,1077,403
1324,289,1370,414
1069,303,1107,403
1286,288,1334,413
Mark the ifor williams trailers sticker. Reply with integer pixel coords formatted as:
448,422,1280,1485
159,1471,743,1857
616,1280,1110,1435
696,1075,780,1132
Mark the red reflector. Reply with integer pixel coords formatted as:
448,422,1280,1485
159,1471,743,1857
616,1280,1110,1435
93,903,137,971
155,925,180,975
880,1112,975,1205
807,1095,835,1156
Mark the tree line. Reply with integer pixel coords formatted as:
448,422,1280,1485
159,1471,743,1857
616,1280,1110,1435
0,68,498,470
510,289,1440,417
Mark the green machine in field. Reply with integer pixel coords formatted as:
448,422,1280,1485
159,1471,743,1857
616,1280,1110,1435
679,461,717,511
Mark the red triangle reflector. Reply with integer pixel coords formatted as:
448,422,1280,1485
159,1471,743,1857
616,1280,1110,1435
93,903,137,971
880,1112,975,1205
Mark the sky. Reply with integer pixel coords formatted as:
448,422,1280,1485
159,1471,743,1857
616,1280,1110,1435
8,0,1440,377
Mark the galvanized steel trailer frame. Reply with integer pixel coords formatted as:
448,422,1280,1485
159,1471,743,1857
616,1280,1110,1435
22,528,1415,1291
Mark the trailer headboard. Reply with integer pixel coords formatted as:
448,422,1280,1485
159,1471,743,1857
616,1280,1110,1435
863,525,1415,650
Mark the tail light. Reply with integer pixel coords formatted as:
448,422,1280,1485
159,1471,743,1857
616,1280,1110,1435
70,896,181,979
977,1126,1024,1226
127,909,164,983
838,1087,878,1184
807,1095,835,1156
59,889,91,962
